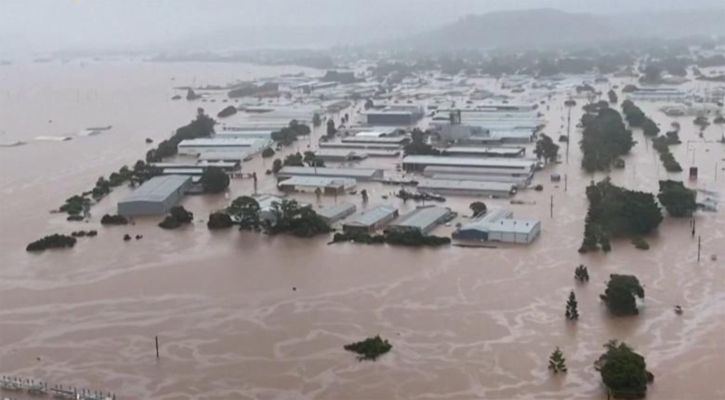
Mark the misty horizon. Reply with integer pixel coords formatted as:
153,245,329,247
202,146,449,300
1,0,724,55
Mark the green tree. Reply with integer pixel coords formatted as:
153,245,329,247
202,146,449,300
200,167,230,193
344,335,392,362
312,113,322,127
565,291,579,321
303,151,325,167
595,341,654,399
326,118,337,138
600,274,645,316
469,201,487,216
271,159,283,174
641,65,662,83
404,128,440,156
534,134,559,164
227,196,260,230
284,153,305,167
262,147,275,158
658,180,697,217
207,212,233,229
575,265,589,282
169,205,193,224
364,99,374,109
548,347,567,373
607,89,618,104
641,118,660,137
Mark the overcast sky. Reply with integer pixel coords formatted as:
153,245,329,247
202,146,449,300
1,0,723,54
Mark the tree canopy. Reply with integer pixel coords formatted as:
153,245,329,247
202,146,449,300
595,341,654,399
658,180,697,217
344,336,392,361
227,196,260,230
200,167,230,194
469,201,487,216
600,274,645,316
534,134,559,164
579,178,662,253
580,108,635,172
404,128,440,156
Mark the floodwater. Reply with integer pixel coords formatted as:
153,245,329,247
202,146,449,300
0,60,724,400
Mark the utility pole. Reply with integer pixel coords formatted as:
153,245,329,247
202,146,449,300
564,174,568,192
155,336,160,359
566,106,571,164
550,195,554,218
697,236,701,262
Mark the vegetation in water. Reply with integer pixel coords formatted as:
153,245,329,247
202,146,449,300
548,347,567,373
200,167,230,194
227,196,261,230
26,234,77,252
469,201,487,217
534,133,559,164
600,274,645,316
595,341,654,399
159,206,194,229
404,128,439,156
344,335,392,361
579,179,662,253
101,214,129,225
565,291,579,321
652,137,682,172
207,212,234,230
580,108,635,172
265,200,331,238
217,105,237,118
333,230,450,247
575,265,589,282
657,180,697,217
261,147,275,158
631,236,650,250
271,120,311,146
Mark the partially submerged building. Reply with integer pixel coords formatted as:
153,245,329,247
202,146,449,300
277,166,384,181
453,208,540,244
343,206,399,234
277,176,356,195
363,105,424,126
441,146,526,158
402,155,537,173
118,175,192,216
386,206,452,234
313,149,368,162
177,138,271,156
416,179,517,197
316,202,357,225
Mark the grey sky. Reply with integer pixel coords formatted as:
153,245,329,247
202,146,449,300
1,0,722,53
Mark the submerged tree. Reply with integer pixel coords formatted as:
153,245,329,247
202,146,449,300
658,180,697,218
344,335,392,361
600,274,645,316
565,291,579,321
227,196,260,230
200,167,230,194
548,347,567,373
575,265,590,282
595,340,654,399
469,201,487,217
534,134,559,164
326,118,337,138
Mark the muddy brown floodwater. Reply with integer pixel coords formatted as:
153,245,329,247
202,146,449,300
1,60,724,400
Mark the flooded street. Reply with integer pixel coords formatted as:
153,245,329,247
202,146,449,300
1,60,724,399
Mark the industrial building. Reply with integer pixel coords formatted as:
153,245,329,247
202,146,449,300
151,161,240,172
626,88,689,102
386,206,452,234
316,202,357,225
277,176,356,195
177,138,271,156
363,105,424,126
319,142,403,150
313,149,368,162
277,166,384,181
416,179,517,197
342,136,408,145
442,146,526,158
402,155,537,172
214,130,274,140
118,175,192,216
197,150,251,163
453,208,540,244
343,206,399,234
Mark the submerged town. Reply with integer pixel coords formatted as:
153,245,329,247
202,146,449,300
1,5,725,400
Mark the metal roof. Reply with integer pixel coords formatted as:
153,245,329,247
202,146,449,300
459,208,540,235
403,156,536,170
178,138,265,147
316,202,356,219
342,136,407,144
389,206,450,230
278,166,383,179
443,147,525,156
417,179,516,192
120,175,191,203
345,206,397,227
278,176,356,188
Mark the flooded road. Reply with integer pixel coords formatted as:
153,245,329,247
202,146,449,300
1,60,724,399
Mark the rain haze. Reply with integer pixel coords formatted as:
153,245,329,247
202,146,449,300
1,1,724,400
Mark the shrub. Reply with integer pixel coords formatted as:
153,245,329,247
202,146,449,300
101,214,129,225
26,234,77,252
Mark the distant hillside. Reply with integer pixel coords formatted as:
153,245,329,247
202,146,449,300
404,8,725,50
